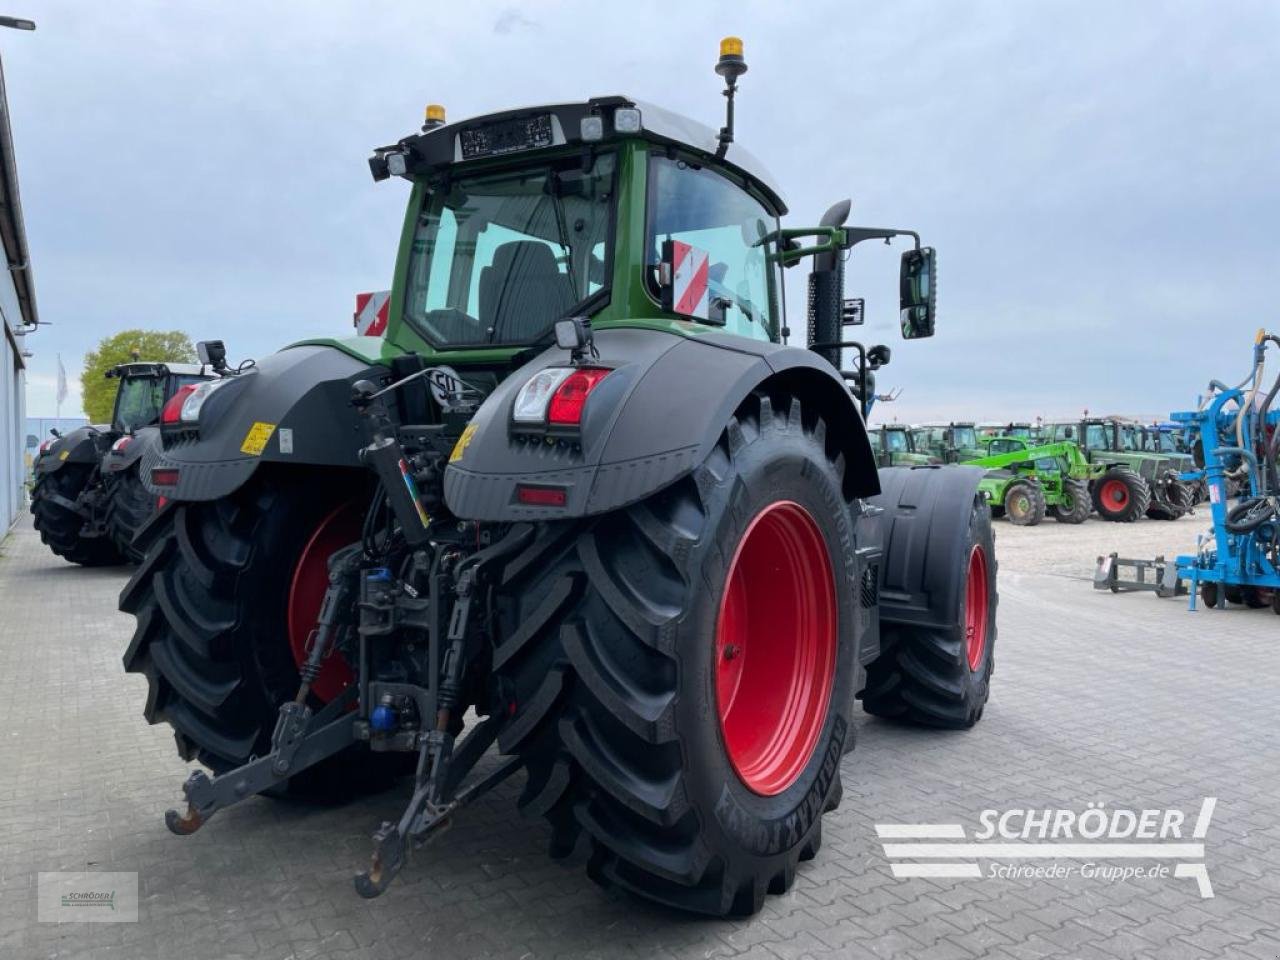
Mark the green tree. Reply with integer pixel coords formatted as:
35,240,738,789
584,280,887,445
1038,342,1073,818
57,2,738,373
81,329,196,422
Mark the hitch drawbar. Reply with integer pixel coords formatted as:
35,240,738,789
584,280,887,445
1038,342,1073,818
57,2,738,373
163,522,531,898
1093,553,1185,598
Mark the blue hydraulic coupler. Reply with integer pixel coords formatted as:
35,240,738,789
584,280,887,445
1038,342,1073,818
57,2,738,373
370,704,398,732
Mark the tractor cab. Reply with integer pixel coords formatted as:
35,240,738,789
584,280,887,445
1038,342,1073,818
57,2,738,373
869,425,936,467
106,362,210,435
914,421,981,462
359,40,936,424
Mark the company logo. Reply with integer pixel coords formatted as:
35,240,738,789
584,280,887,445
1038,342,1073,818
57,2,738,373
38,872,139,923
877,798,1216,898
60,890,116,911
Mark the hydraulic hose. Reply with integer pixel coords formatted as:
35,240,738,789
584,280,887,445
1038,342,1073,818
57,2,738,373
1225,496,1279,534
1259,334,1280,493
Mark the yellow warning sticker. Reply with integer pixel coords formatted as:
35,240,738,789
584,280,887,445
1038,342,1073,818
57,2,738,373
240,421,277,456
58,450,70,461
449,423,478,463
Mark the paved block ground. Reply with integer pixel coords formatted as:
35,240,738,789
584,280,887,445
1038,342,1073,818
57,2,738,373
1,510,1277,960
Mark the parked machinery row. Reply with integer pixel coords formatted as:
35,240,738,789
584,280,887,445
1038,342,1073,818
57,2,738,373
866,417,1199,526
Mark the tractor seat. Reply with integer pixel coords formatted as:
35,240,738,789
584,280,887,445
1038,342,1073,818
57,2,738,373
479,241,576,342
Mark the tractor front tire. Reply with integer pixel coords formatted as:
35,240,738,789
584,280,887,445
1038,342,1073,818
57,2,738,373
861,494,997,728
1092,468,1151,522
1052,478,1092,524
31,466,125,566
1003,481,1046,526
119,469,394,796
104,465,156,563
493,391,857,916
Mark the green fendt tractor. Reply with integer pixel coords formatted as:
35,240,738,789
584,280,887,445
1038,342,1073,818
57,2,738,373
118,41,998,917
968,436,1099,525
1043,417,1193,521
912,421,983,462
868,424,938,466
30,360,212,564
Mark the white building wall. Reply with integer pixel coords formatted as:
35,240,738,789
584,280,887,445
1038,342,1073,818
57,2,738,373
1,311,23,533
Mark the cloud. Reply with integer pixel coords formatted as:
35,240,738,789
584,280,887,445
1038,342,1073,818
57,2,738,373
493,8,539,34
8,1,1278,422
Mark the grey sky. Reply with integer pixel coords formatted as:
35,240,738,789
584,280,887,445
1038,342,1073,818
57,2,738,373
10,1,1279,423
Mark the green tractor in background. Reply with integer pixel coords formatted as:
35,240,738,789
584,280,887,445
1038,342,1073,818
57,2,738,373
1143,422,1205,503
1043,417,1193,521
117,41,999,917
968,436,1100,525
868,424,939,466
912,421,984,463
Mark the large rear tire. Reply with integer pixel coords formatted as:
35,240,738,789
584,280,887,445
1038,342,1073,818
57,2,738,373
493,391,857,916
30,465,125,566
860,495,997,728
104,465,156,563
1146,477,1193,520
1052,477,1092,524
1092,468,1151,522
119,470,393,795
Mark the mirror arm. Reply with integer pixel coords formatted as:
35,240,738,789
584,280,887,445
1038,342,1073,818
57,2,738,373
841,227,921,251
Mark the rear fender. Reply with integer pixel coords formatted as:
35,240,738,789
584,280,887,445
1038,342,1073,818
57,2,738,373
102,426,158,475
444,327,878,521
34,425,110,475
870,465,987,630
142,344,388,500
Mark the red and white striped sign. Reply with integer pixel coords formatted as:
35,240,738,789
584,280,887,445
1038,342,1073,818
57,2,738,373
671,241,709,319
354,291,391,336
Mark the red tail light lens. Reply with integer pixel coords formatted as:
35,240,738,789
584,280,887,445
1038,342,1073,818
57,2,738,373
547,368,611,426
161,384,199,424
151,468,180,486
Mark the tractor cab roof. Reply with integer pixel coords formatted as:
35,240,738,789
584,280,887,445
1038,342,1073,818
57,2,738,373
106,361,208,380
370,96,788,214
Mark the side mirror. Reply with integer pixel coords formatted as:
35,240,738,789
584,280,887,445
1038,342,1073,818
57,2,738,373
899,247,936,339
197,340,227,371
50,428,61,438
867,344,892,369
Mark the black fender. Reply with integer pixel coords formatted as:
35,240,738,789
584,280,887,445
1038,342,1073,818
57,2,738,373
34,424,113,476
102,426,159,475
869,465,988,630
141,344,388,499
444,327,878,521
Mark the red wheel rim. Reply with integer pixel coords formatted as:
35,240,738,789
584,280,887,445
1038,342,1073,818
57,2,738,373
965,545,990,671
715,501,837,796
1100,479,1129,510
287,502,362,703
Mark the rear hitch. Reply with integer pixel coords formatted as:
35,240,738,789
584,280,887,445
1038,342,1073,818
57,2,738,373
353,717,521,898
163,685,359,836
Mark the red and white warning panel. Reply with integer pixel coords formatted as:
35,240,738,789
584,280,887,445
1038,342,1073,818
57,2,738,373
354,291,391,336
663,240,709,320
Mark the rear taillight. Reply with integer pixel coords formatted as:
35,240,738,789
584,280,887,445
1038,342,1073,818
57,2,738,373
151,468,180,486
512,366,611,428
548,368,611,426
161,384,199,424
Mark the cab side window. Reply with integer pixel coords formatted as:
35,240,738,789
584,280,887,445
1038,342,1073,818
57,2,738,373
646,155,778,340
